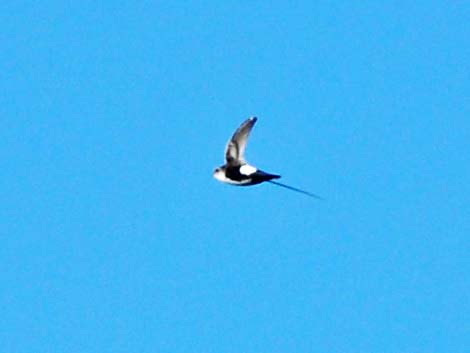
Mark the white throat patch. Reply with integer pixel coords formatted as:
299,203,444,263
213,170,226,182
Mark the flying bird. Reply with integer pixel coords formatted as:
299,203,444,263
213,117,322,199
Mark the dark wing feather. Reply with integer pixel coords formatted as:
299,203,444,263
225,117,257,165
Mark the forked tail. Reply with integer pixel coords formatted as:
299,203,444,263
268,180,323,200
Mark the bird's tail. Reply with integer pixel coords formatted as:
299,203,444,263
267,180,323,200
266,173,281,181
256,171,281,182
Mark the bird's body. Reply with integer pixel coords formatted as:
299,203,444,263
213,117,276,186
213,117,322,199
214,164,280,186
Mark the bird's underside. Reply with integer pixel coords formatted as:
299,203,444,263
225,164,280,186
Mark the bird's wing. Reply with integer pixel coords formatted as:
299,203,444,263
225,117,257,165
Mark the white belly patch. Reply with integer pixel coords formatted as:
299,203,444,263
240,164,257,176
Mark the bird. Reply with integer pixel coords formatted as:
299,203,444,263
213,117,322,199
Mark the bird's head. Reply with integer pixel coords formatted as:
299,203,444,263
213,166,226,182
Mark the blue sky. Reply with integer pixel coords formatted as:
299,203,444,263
1,2,469,352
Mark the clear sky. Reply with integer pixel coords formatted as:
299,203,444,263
1,2,469,352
